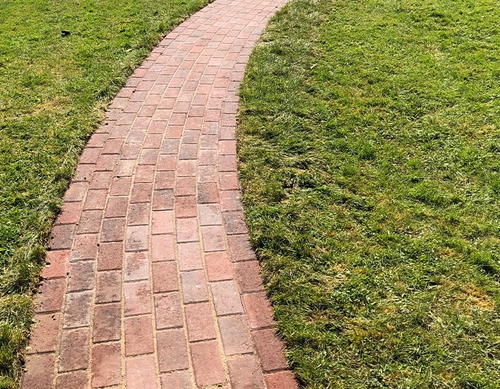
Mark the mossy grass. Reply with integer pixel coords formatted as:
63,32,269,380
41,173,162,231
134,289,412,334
238,0,500,387
0,0,208,386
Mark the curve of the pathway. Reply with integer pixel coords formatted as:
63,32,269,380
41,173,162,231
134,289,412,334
21,0,298,387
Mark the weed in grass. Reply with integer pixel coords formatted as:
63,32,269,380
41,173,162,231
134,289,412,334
238,0,500,387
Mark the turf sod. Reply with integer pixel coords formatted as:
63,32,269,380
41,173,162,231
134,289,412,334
238,0,500,387
0,0,208,386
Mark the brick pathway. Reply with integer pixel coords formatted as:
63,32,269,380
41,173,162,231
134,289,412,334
21,0,299,388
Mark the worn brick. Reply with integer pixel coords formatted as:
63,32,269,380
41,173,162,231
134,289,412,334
227,355,265,389
264,371,298,389
59,328,90,372
97,242,123,271
241,292,275,329
131,182,153,203
152,210,174,234
126,356,157,389
153,189,175,210
96,271,122,304
124,281,151,316
77,210,103,234
210,281,243,316
35,278,65,313
105,197,128,218
157,329,189,373
56,201,82,225
55,371,89,389
205,251,233,282
93,303,121,343
63,291,93,329
190,341,225,386
125,315,154,356
151,234,175,261
22,353,56,389
124,251,149,281
155,293,183,329
49,224,75,250
201,226,226,252
152,261,179,293
233,260,264,293
91,343,121,387
177,242,203,271
154,171,175,190
67,261,95,292
26,313,60,354
176,218,199,243
125,225,149,252
160,371,193,389
101,218,126,242
185,302,217,342
175,196,197,218
252,328,288,372
198,204,223,226
227,234,256,262
41,250,69,279
181,270,209,303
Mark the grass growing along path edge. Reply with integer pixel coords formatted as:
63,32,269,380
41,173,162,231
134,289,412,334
238,0,500,387
0,0,209,386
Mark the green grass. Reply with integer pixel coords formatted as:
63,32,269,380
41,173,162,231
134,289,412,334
238,0,500,387
0,0,208,386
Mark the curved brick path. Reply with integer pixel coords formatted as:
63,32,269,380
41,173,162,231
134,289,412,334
21,0,298,387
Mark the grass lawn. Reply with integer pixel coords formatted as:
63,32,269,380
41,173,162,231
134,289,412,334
0,0,208,386
238,0,500,387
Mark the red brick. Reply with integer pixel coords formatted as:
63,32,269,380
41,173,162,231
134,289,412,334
101,218,126,242
77,210,103,234
71,233,98,261
223,211,248,235
176,218,199,243
55,371,89,389
73,164,94,182
198,166,218,183
161,139,180,154
144,133,163,148
205,251,233,282
121,144,141,160
152,261,179,293
200,134,218,150
227,355,265,389
218,314,253,356
67,261,95,292
185,302,217,342
219,140,236,155
220,190,243,212
198,182,219,203
49,224,75,250
41,250,69,279
89,171,113,190
157,329,189,373
95,154,119,171
157,155,176,171
63,291,93,329
154,171,175,190
125,315,154,356
166,125,184,138
125,225,149,252
80,147,101,164
175,176,197,196
126,355,157,389
153,189,175,210
152,210,174,234
59,328,90,372
177,242,203,271
252,328,288,372
160,371,193,389
201,226,226,252
140,149,159,165
199,149,217,166
124,281,151,316
177,159,196,175
219,155,237,172
127,203,150,226
219,172,239,191
190,341,225,386
210,281,243,316
131,182,153,203
97,242,123,271
124,251,149,281
135,165,155,183
233,260,264,293
264,371,298,389
91,343,121,387
84,189,108,210
56,201,82,225
151,234,175,261
182,129,201,142
175,196,197,218
22,353,56,389
198,204,223,226
93,303,121,343
105,197,128,218
227,234,256,262
116,159,136,176
64,182,88,203
180,270,209,303
155,293,183,329
35,278,65,313
102,138,124,154
110,176,132,196
242,292,275,329
26,313,60,354
96,271,122,304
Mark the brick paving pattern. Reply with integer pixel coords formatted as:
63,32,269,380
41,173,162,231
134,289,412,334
22,0,299,387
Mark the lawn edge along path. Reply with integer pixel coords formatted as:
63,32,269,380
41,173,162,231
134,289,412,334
22,0,298,387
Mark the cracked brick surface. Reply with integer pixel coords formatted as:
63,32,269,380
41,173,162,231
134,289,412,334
22,0,298,387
